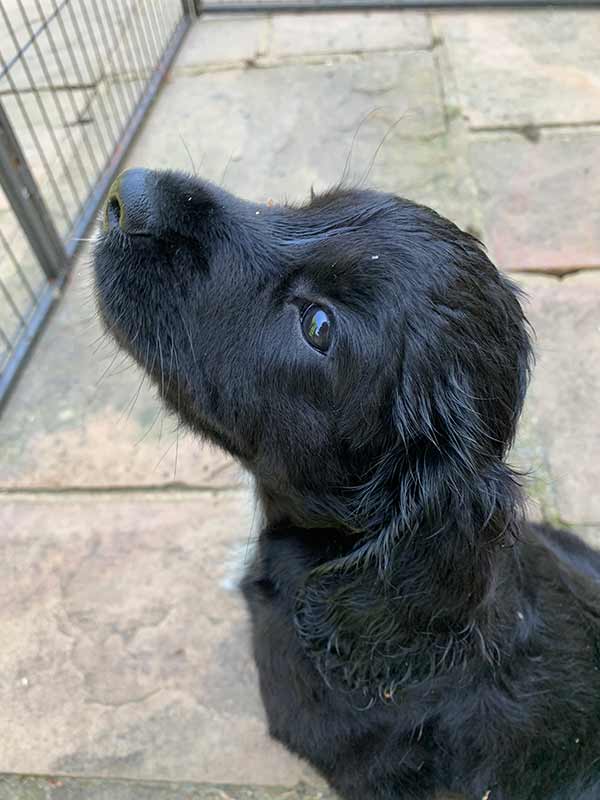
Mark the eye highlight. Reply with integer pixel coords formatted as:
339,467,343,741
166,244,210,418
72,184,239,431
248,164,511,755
301,304,332,352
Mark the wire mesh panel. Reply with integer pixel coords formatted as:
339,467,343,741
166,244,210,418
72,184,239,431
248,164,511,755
0,204,55,401
0,0,193,408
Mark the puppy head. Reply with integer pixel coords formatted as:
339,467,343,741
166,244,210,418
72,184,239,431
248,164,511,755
95,169,532,691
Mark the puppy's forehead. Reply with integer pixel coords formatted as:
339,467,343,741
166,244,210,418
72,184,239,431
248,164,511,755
277,189,403,300
288,188,399,236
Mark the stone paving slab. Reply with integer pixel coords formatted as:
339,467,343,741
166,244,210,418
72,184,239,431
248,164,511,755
512,273,600,526
0,492,320,787
435,10,600,128
0,776,337,800
0,489,595,793
176,10,432,72
468,131,600,273
175,15,271,70
0,775,461,800
140,51,445,190
267,11,431,58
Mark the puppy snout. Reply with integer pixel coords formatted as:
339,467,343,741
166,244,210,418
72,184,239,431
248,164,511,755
104,168,153,234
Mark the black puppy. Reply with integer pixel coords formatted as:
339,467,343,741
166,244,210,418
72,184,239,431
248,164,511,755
94,168,600,800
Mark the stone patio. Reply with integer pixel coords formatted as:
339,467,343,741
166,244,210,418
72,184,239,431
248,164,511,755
1,8,599,799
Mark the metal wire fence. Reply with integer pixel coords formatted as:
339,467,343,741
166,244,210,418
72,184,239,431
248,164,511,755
0,0,194,408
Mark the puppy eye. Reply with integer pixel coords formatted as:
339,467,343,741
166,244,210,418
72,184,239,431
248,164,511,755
301,304,332,352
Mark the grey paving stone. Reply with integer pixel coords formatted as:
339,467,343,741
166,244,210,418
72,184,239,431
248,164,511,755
0,492,321,787
0,776,336,800
512,272,600,525
268,12,431,58
175,16,270,69
435,10,600,128
0,773,462,800
468,131,600,272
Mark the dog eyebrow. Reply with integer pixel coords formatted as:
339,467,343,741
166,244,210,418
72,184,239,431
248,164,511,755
272,195,398,247
278,226,360,246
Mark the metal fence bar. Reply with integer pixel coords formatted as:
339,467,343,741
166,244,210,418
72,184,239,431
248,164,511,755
31,0,100,178
0,104,65,279
0,319,11,349
0,271,28,327
0,0,70,83
2,3,85,213
89,1,135,122
0,49,73,226
141,0,162,64
63,1,118,152
0,280,59,407
42,0,106,169
17,0,94,204
0,229,37,303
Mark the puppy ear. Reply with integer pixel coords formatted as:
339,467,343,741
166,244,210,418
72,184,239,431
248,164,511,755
295,275,532,699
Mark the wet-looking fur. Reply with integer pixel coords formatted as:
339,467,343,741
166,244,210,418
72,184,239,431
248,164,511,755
94,170,600,800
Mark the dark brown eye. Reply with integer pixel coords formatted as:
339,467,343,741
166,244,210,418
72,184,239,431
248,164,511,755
301,305,332,352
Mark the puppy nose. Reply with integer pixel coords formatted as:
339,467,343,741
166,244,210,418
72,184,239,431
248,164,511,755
104,168,152,233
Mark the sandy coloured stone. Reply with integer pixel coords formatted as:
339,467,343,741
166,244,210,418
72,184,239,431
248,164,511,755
468,132,600,273
0,492,322,786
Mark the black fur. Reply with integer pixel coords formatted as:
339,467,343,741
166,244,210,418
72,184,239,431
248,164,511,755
94,170,600,800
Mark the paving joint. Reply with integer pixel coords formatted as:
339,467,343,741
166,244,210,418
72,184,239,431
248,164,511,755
0,774,337,800
2,490,596,528
263,13,274,57
171,45,435,77
428,15,451,132
470,121,600,141
0,484,244,499
0,82,99,95
428,12,485,241
512,265,600,278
